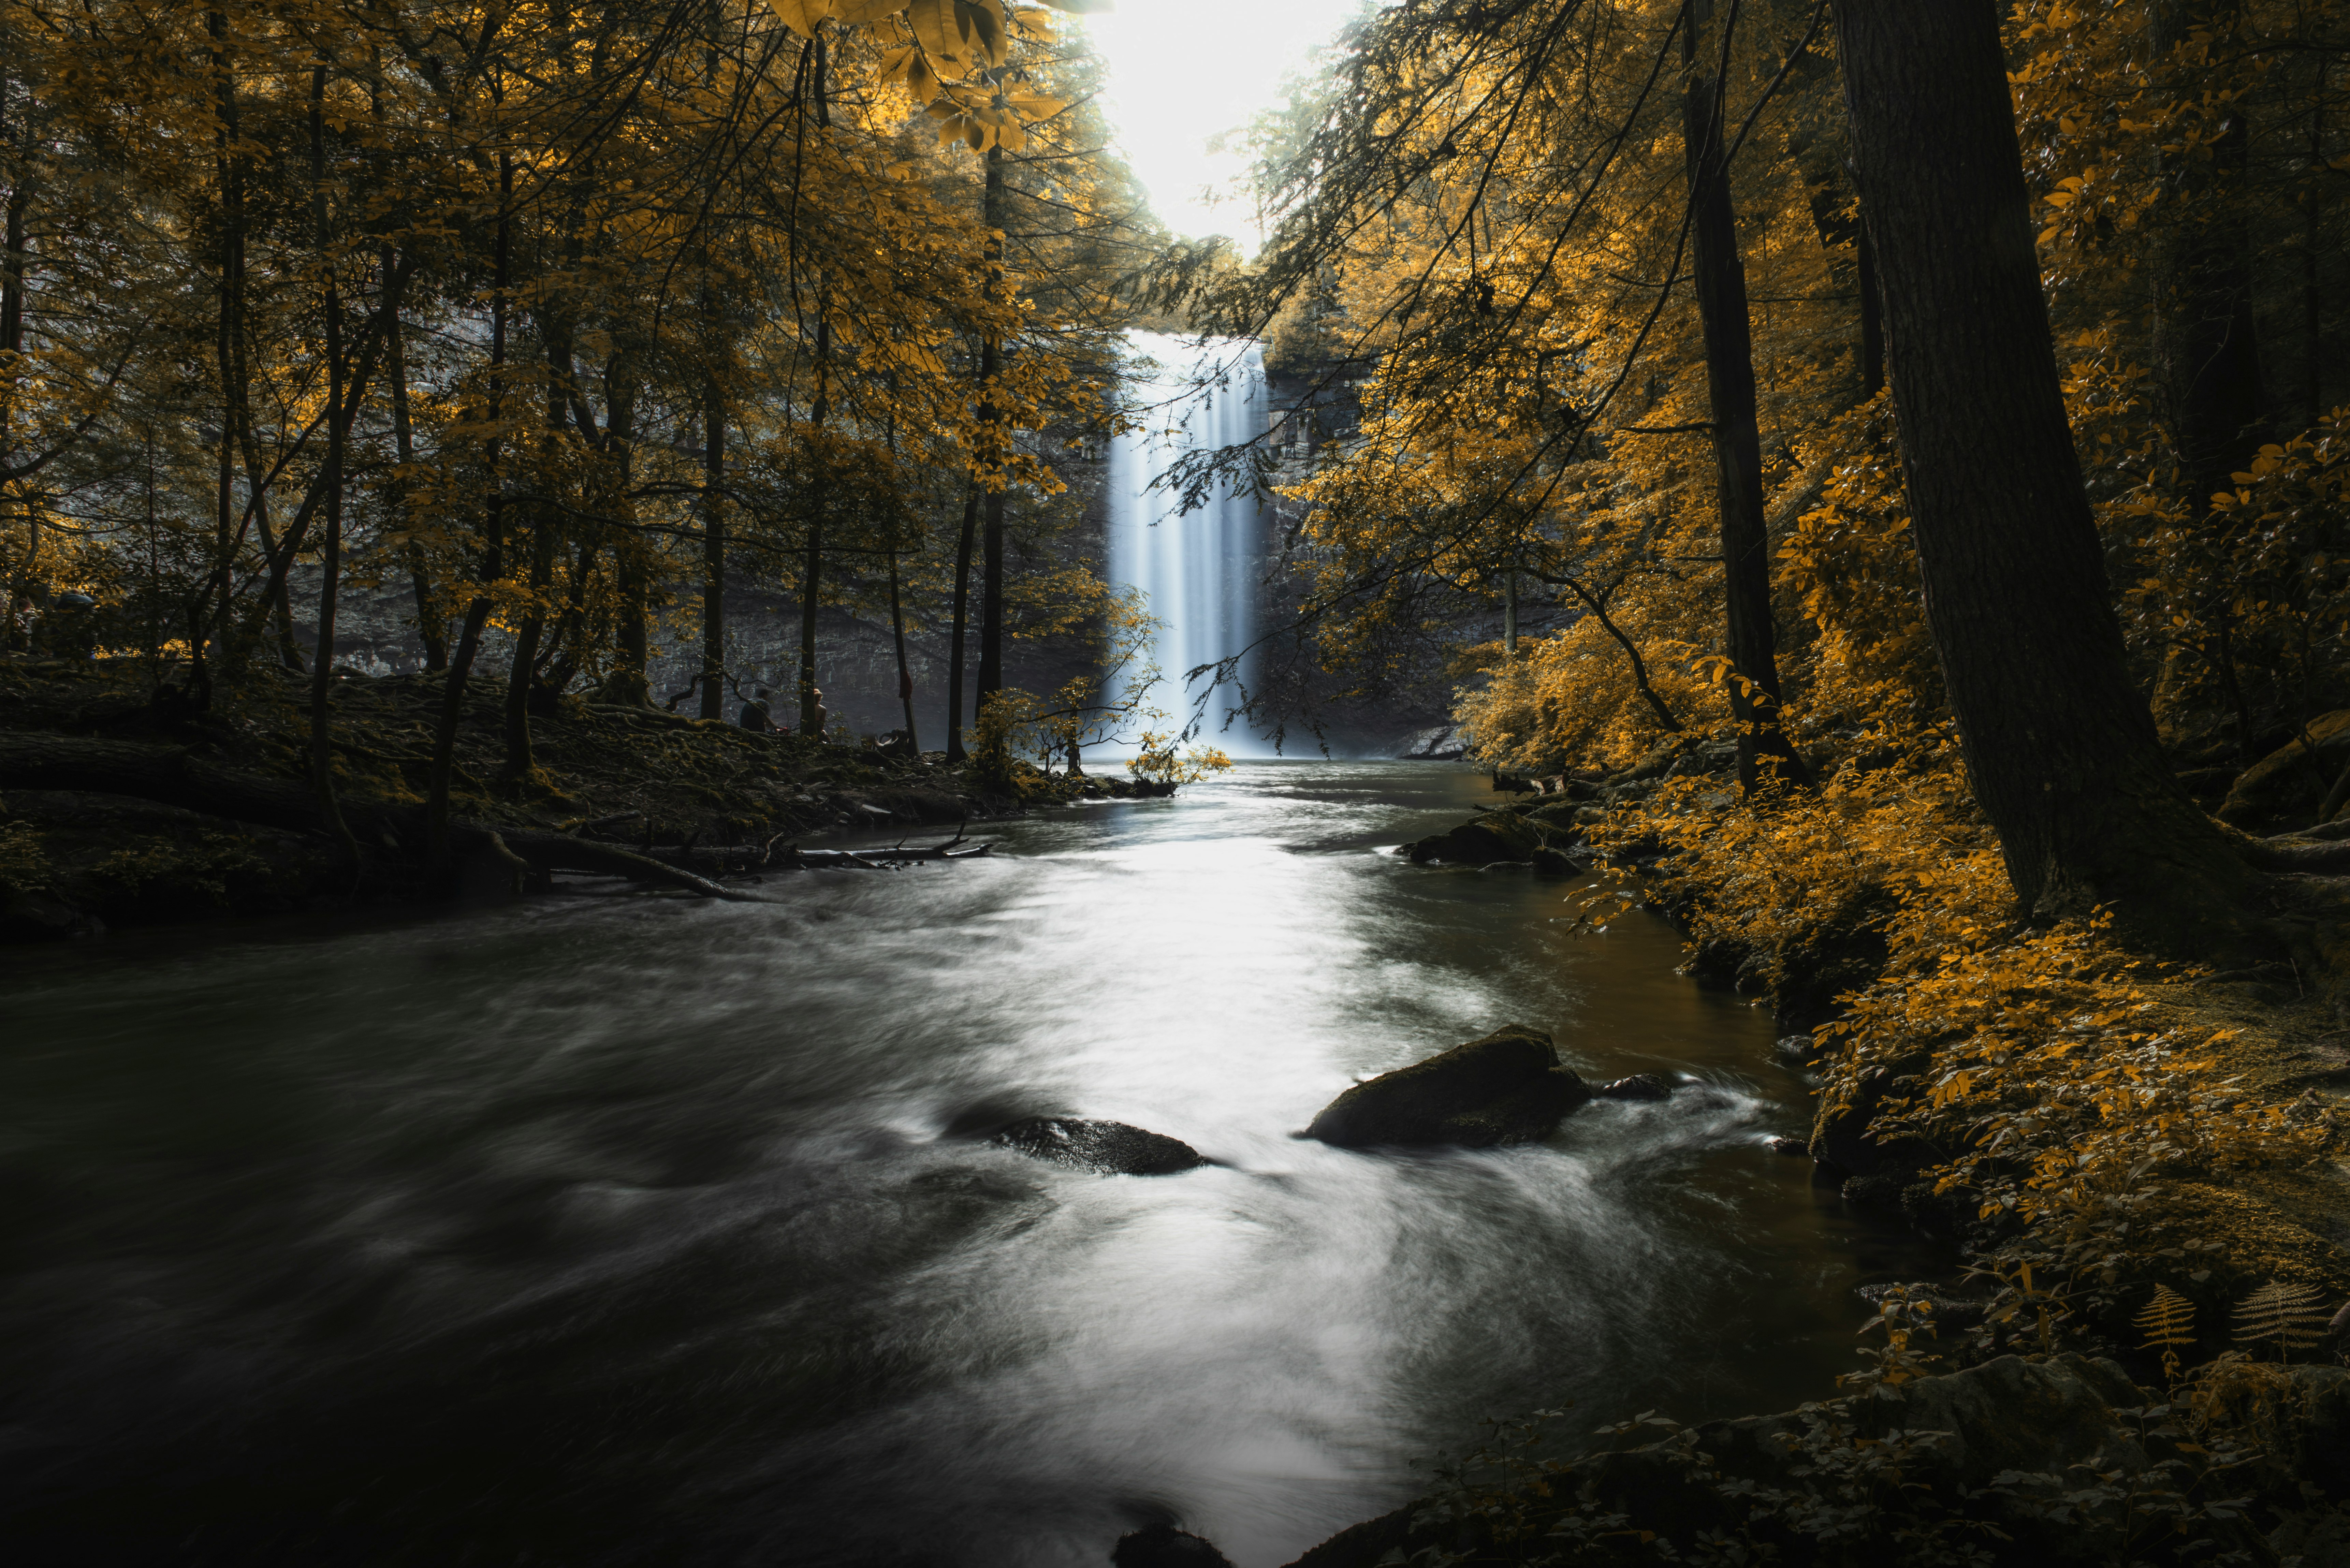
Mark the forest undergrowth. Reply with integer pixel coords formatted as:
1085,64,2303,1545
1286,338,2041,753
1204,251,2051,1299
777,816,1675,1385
0,654,1191,938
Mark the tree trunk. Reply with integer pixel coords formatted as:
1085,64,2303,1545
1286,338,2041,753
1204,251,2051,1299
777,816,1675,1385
945,488,977,762
606,365,650,706
977,488,1005,712
889,546,918,749
1,99,34,656
501,524,556,780
700,380,726,721
2307,56,2328,429
427,153,512,873
306,62,355,863
202,10,239,703
1830,0,2256,937
1682,0,1810,792
2150,0,2271,511
1856,225,1885,399
974,145,1009,722
383,245,443,671
800,314,831,735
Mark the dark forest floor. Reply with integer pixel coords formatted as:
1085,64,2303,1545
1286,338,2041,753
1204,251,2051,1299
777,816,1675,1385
0,655,1146,940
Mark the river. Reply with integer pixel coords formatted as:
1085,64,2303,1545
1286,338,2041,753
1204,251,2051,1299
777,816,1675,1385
0,760,1937,1567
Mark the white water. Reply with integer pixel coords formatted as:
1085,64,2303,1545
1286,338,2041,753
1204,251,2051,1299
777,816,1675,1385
1107,331,1272,756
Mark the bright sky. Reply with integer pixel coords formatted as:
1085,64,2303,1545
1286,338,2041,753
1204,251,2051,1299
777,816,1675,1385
1078,1,1365,253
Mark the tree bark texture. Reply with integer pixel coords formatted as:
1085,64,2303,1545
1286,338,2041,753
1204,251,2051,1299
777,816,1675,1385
700,380,727,721
1830,0,2254,932
1682,0,1809,791
383,248,445,672
307,62,354,862
801,314,831,735
974,146,1008,720
945,488,977,762
2150,0,2271,511
889,547,918,749
427,155,512,871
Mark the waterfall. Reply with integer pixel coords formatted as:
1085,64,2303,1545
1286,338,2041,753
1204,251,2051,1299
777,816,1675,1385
1106,331,1271,756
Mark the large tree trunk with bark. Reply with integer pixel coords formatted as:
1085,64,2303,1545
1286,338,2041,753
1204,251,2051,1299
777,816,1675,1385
2150,0,2271,512
945,488,977,762
974,147,1009,728
1829,0,2266,943
1683,0,1809,792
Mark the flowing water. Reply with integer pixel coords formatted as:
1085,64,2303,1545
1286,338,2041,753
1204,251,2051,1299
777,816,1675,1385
1107,333,1271,753
0,763,1938,1567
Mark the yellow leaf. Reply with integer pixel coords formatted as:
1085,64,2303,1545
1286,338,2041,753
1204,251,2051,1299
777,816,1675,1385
1010,5,1057,40
833,0,906,21
1007,92,1067,119
908,0,965,64
906,49,939,100
961,0,1011,67
766,0,833,39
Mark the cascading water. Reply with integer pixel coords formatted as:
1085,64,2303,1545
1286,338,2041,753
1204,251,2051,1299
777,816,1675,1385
1107,331,1271,755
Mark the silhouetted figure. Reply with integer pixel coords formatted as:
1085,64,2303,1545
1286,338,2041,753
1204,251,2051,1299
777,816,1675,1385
808,686,829,742
740,687,774,732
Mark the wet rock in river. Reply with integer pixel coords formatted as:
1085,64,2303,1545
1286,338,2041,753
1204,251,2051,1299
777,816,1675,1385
1112,1524,1235,1567
1595,1073,1674,1102
1305,1025,1592,1149
1402,810,1544,866
991,1117,1208,1176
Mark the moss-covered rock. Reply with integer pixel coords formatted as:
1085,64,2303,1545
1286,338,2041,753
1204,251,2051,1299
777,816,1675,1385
1305,1025,1592,1148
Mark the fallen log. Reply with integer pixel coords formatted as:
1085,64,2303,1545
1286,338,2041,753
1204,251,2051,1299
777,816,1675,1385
464,826,770,901
0,733,995,903
785,842,993,870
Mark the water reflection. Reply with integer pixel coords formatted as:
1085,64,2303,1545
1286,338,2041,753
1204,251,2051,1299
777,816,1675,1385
0,762,1939,1567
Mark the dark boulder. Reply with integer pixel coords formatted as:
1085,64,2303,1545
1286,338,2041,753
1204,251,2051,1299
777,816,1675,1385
1528,844,1580,876
1305,1025,1592,1148
1595,1073,1673,1101
1112,1524,1234,1567
1402,810,1544,866
1808,1050,1940,1185
1521,799,1592,832
992,1117,1208,1176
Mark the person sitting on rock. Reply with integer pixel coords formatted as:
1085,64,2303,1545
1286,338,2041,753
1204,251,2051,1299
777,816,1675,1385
807,686,829,742
740,687,774,732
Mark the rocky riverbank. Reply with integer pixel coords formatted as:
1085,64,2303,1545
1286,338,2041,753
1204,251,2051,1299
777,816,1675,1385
1250,1350,2350,1567
1300,730,2350,1563
0,656,1165,941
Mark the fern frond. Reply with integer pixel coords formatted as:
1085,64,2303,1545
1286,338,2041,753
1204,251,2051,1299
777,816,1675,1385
2232,1281,2331,1351
2134,1284,2198,1349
